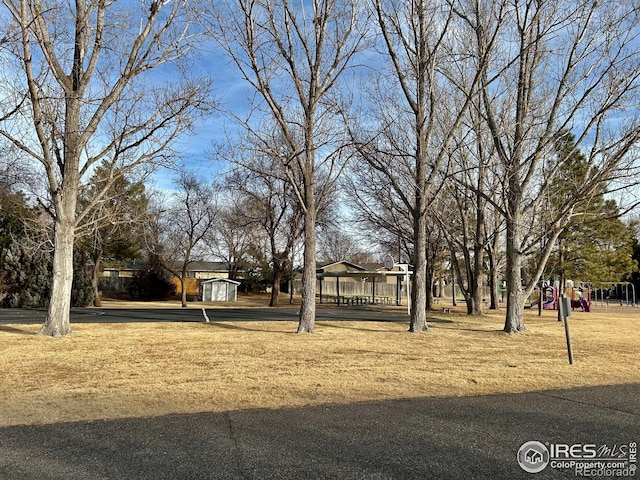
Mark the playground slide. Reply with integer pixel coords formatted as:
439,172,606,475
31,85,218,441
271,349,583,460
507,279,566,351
542,286,557,309
580,298,590,312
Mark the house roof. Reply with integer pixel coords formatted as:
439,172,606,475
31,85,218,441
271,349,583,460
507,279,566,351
170,261,228,272
316,260,367,272
104,260,229,273
316,260,412,278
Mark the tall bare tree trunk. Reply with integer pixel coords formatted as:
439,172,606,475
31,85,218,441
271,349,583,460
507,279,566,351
487,244,499,310
180,268,188,308
38,95,82,336
91,246,103,308
270,253,291,307
180,256,190,308
206,0,362,333
297,188,316,333
504,212,525,333
39,216,75,337
470,247,484,315
270,268,282,307
471,157,486,316
425,256,434,311
409,210,429,332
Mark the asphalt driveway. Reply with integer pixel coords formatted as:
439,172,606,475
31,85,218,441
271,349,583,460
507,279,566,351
0,384,638,479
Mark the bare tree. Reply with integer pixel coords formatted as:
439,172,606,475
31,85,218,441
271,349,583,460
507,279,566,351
484,201,506,310
206,0,367,333
348,0,488,331
343,170,414,263
435,98,504,316
0,145,31,192
158,173,218,308
437,180,484,315
225,155,304,306
208,199,257,282
344,169,448,310
317,228,364,264
459,0,640,332
0,0,210,336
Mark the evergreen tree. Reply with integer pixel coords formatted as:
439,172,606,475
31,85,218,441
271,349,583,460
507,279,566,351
77,163,148,306
1,185,94,308
545,131,638,286
0,188,51,307
127,254,176,301
71,249,94,307
3,238,52,308
623,231,640,300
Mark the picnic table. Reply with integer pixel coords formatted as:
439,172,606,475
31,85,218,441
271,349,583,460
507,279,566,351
318,295,393,306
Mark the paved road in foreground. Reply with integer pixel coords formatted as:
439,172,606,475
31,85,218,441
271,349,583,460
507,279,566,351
0,306,413,324
0,384,638,479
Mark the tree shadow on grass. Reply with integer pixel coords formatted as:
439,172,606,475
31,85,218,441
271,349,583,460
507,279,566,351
0,325,37,336
202,322,297,334
435,322,506,334
315,322,397,333
316,317,454,333
446,327,507,334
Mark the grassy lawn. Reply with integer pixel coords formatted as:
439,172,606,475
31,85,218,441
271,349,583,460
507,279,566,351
0,303,638,427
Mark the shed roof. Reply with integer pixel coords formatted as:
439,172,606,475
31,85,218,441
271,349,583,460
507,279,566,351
200,278,241,285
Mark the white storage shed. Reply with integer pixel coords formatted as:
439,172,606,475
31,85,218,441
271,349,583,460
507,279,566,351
201,278,241,302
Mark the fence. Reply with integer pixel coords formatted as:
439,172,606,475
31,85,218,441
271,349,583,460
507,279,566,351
439,285,493,303
290,279,406,303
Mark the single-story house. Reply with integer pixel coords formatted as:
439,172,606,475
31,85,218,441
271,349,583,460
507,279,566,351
100,260,236,297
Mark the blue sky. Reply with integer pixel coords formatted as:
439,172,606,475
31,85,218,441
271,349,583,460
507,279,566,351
150,48,251,190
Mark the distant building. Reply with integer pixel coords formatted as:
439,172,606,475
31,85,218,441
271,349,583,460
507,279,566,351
312,260,411,306
100,260,233,298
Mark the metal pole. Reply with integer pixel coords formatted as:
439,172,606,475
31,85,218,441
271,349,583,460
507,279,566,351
406,266,410,315
538,281,542,317
626,283,629,306
560,294,574,365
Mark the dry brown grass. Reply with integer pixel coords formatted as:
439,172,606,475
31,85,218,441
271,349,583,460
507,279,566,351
0,304,638,427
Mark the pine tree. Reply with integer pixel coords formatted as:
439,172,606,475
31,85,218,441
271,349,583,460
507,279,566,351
545,131,638,287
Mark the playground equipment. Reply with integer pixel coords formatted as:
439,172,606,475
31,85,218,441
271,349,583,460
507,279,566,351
522,280,635,312
543,286,558,310
530,285,591,312
568,287,590,312
526,285,558,310
590,282,636,307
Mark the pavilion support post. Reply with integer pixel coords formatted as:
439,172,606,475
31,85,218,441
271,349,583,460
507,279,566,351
372,277,376,304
